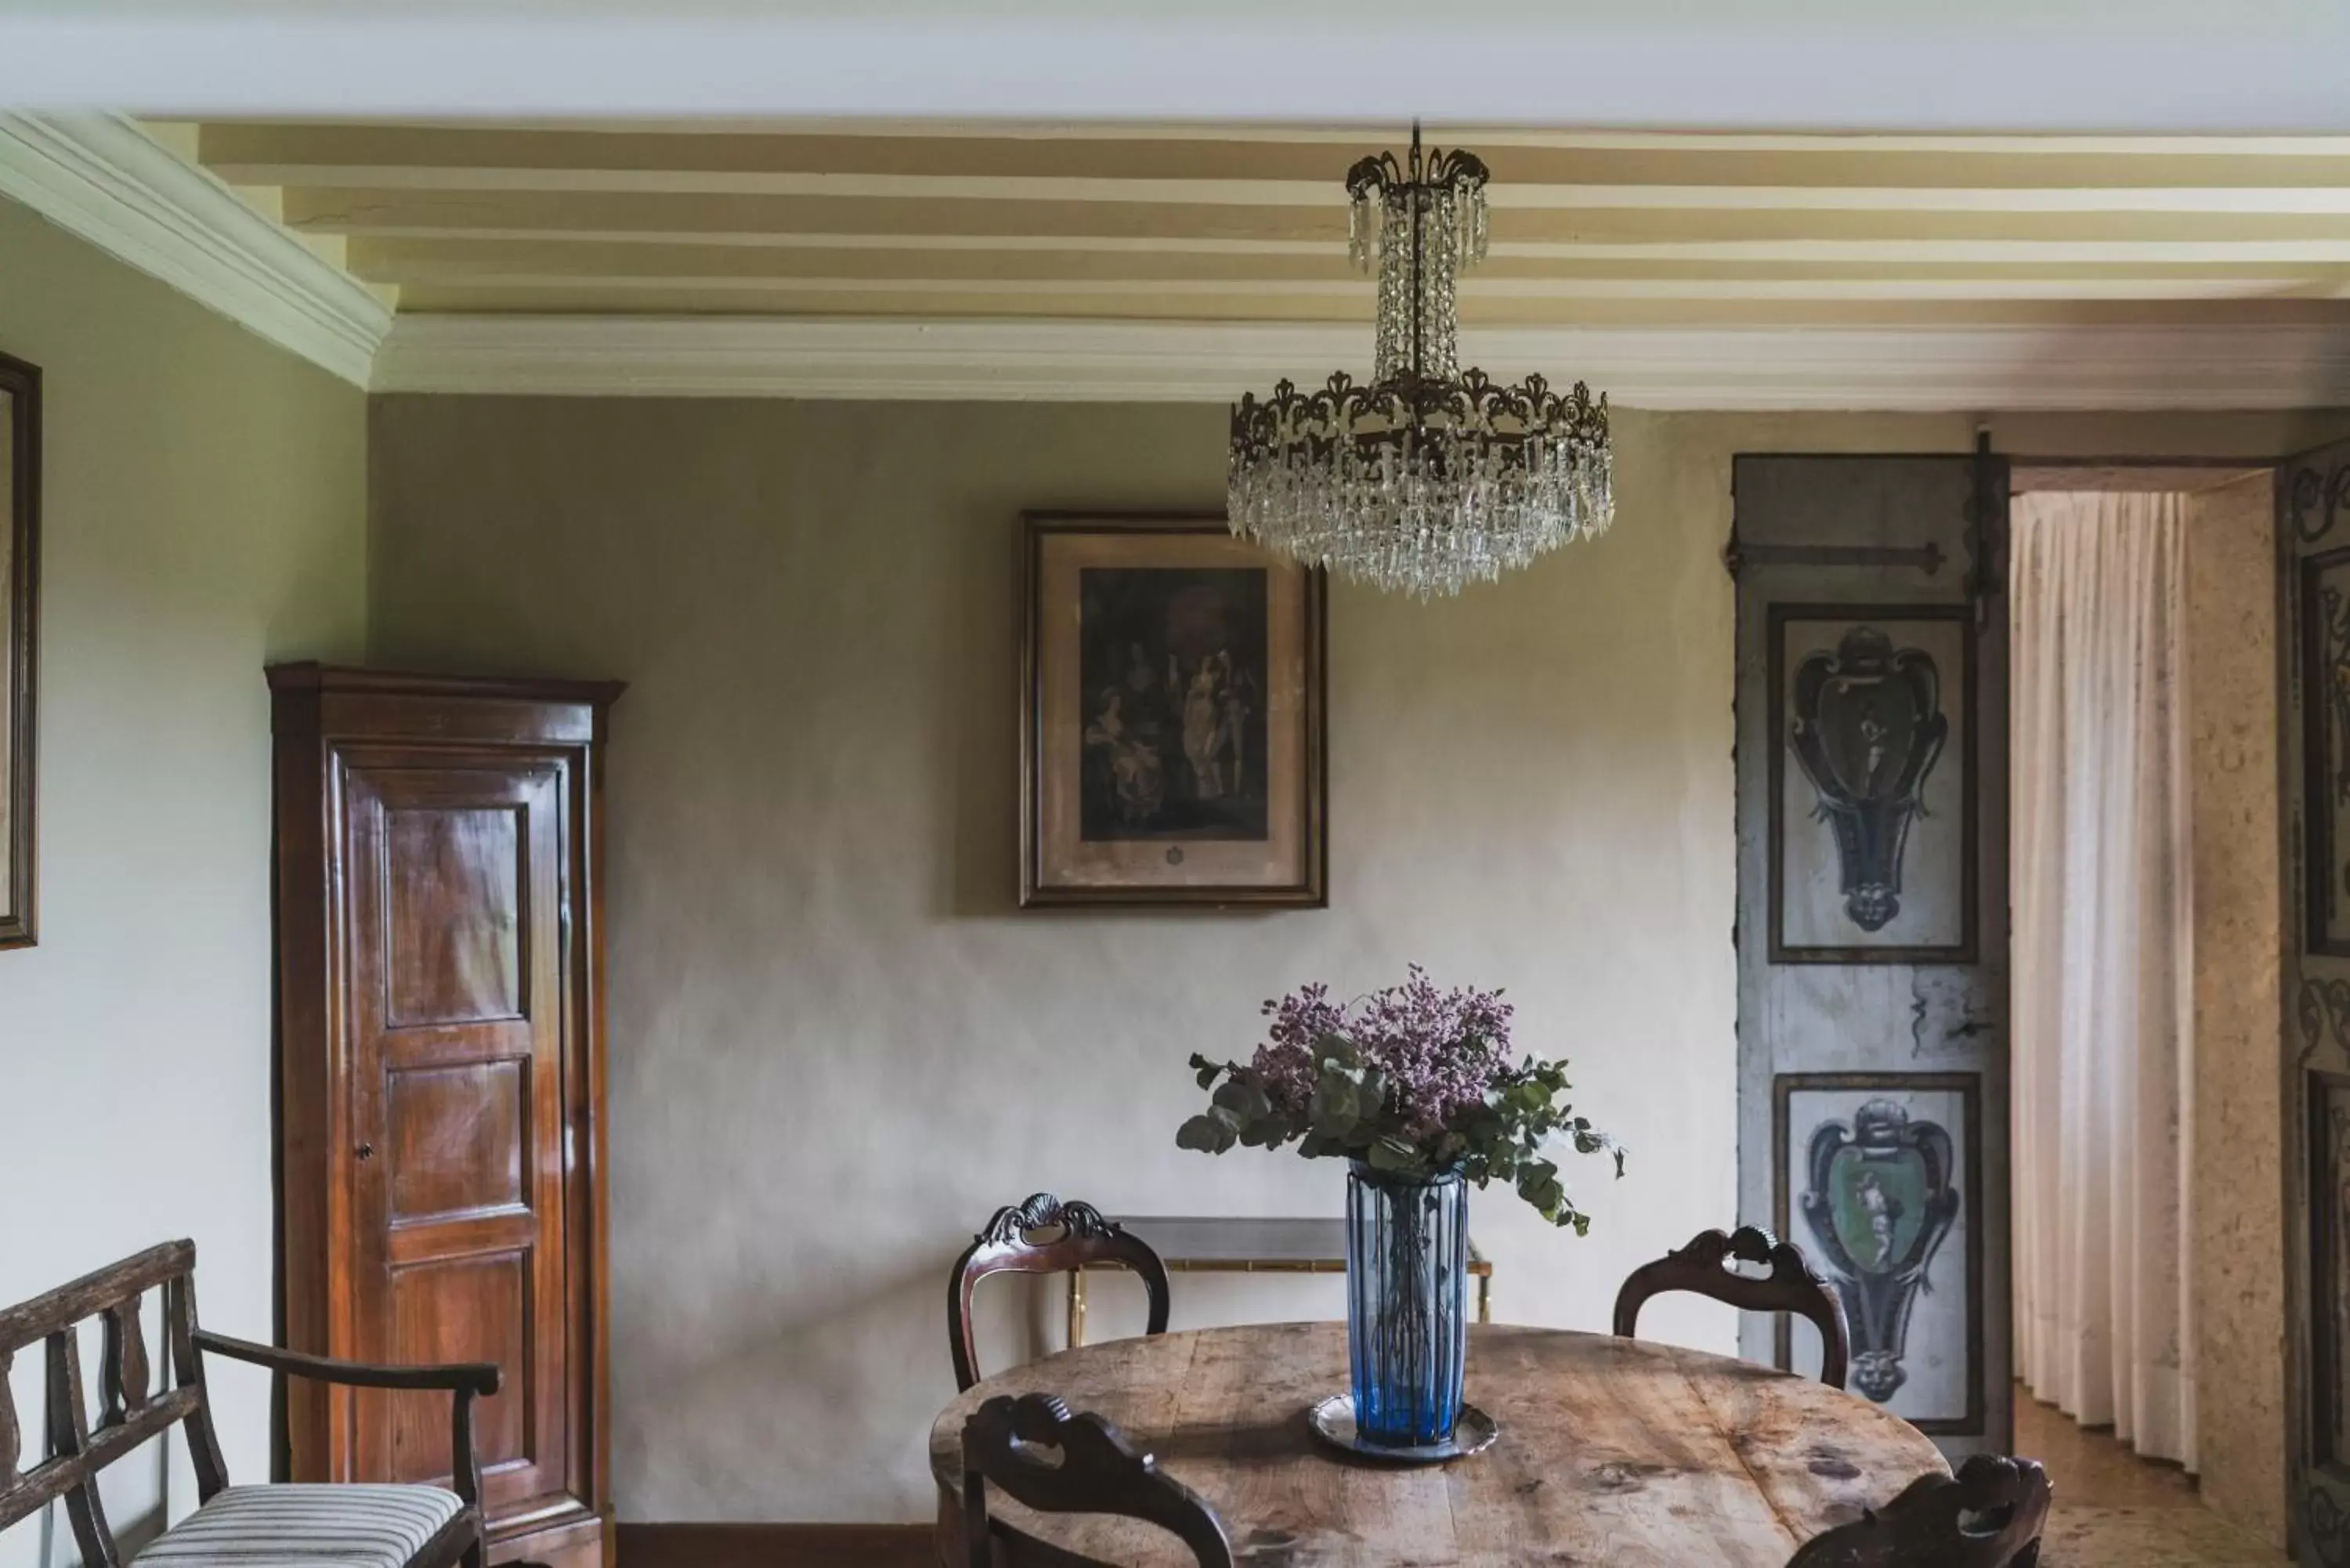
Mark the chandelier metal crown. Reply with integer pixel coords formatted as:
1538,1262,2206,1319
1227,125,1614,598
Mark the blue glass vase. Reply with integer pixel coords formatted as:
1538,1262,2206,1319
1344,1160,1469,1447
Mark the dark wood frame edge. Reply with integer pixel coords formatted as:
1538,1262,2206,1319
2300,548,2350,959
0,350,38,951
1017,510,1328,911
2304,1068,2350,1482
1770,1069,1987,1437
1764,602,1981,967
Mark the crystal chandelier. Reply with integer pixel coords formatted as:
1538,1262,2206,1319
1228,125,1614,598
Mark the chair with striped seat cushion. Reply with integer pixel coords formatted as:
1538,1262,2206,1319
0,1242,496,1568
136,1487,467,1568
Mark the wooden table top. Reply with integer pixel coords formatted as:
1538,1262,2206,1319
931,1321,1948,1568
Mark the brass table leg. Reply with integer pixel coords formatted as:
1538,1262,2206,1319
1067,1268,1088,1348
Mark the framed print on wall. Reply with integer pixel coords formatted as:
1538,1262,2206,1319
1767,603,1977,964
1773,1071,1984,1435
0,351,38,951
1020,511,1326,908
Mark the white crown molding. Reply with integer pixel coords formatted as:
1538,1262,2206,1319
0,114,391,386
372,314,2350,411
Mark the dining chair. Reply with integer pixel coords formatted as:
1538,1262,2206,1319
1612,1224,1850,1389
1784,1454,2052,1566
949,1193,1171,1391
962,1393,1233,1568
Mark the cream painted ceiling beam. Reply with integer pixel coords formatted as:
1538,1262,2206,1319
325,231,2350,264
194,122,2350,189
379,275,2350,302
340,235,2350,274
197,121,2350,157
282,193,2350,247
201,163,2350,215
383,288,2350,327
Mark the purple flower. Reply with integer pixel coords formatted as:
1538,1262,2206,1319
1249,966,1516,1137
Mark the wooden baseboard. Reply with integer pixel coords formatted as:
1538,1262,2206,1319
615,1522,932,1568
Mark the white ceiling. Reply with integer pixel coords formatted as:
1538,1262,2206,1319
5,2,2350,131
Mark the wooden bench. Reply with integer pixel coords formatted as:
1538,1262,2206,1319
0,1240,497,1568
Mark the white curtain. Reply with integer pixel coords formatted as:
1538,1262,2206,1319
2011,490,2196,1468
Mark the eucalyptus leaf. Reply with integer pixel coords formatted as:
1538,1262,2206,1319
1312,1032,1361,1069
1238,1112,1289,1149
1176,1114,1236,1154
1213,1079,1272,1122
1308,1072,1361,1137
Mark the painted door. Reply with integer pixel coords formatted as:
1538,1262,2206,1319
2282,441,2350,1564
1730,453,2012,1461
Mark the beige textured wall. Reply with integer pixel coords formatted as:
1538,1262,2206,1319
2186,472,2287,1545
0,194,369,1563
364,397,2347,1523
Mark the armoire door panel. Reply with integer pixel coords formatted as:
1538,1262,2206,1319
381,1250,534,1483
377,1021,538,1072
383,805,528,1028
385,1208,540,1267
387,1058,529,1225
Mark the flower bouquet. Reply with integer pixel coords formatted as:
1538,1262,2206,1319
1177,967,1622,1454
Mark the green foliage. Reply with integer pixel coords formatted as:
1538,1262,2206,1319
1177,1045,1625,1230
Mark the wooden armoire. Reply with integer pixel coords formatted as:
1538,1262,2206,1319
269,666,622,1568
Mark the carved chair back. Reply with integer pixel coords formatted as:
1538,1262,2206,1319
950,1194,1170,1392
1612,1225,1851,1389
962,1393,1232,1568
0,1241,233,1568
1,1241,499,1568
1784,1454,2052,1567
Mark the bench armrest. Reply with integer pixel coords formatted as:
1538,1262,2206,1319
191,1331,497,1505
192,1331,501,1396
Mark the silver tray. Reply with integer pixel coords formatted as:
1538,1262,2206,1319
1305,1394,1499,1465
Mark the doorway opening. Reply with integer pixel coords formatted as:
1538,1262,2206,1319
2005,463,2283,1548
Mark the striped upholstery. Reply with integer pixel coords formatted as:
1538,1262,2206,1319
136,1487,463,1568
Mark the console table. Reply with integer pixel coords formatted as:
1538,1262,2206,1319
1067,1215,1493,1346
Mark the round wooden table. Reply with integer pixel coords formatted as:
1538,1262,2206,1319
931,1321,1948,1567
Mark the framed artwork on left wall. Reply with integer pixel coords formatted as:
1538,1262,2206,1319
1020,511,1326,908
0,352,36,951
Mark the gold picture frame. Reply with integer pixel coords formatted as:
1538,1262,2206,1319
1019,512,1326,909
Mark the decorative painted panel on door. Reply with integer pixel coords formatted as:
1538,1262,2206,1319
273,667,620,1568
1730,453,2011,1461
2281,442,2350,1566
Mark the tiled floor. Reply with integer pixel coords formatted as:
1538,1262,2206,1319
2015,1391,2288,1566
